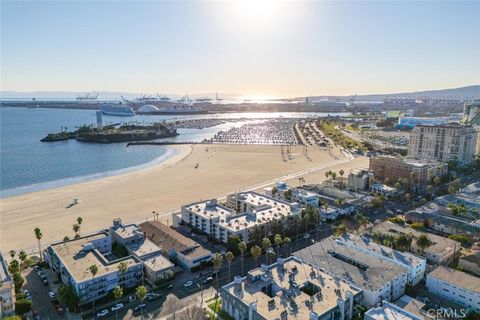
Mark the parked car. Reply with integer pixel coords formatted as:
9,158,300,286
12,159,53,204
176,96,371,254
133,304,146,313
53,301,64,315
202,276,213,285
183,281,193,288
36,270,44,278
33,266,41,272
23,289,32,300
111,303,124,311
128,295,136,302
166,284,174,290
303,233,310,239
42,278,49,286
48,291,56,300
147,293,161,301
96,309,109,318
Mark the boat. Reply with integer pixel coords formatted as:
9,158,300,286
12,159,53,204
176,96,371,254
100,104,135,116
136,105,209,115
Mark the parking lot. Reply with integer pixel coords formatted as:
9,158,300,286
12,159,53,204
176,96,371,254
23,266,66,320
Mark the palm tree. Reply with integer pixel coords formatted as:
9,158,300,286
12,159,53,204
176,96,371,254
225,252,234,282
238,241,247,276
283,237,291,256
274,234,283,257
416,234,433,254
324,171,330,180
331,172,337,181
73,224,80,238
339,169,345,177
136,285,147,320
251,245,262,267
9,250,16,259
63,236,70,241
333,224,346,236
303,213,311,235
89,264,99,312
261,237,272,264
355,214,369,232
77,217,83,236
213,253,223,292
113,286,123,320
18,250,27,271
34,228,43,261
294,215,302,249
117,261,128,287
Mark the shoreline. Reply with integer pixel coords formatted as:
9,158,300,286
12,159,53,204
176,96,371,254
0,145,191,199
0,144,368,252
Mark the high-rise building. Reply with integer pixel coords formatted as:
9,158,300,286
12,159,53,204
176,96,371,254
408,124,479,164
463,100,480,126
0,252,15,317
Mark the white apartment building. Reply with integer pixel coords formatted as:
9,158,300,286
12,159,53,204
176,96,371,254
0,252,15,318
291,188,319,207
426,266,480,313
181,192,301,244
408,124,479,164
294,236,408,307
221,256,363,320
46,232,144,304
336,234,426,286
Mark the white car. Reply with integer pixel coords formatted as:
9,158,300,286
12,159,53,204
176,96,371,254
111,303,124,311
48,291,56,300
303,233,310,239
96,309,109,318
184,280,193,288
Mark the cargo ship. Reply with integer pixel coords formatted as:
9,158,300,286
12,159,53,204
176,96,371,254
100,103,135,116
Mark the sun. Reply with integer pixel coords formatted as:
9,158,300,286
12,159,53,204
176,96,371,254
230,0,286,28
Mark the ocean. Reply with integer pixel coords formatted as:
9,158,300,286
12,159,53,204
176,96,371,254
0,107,348,197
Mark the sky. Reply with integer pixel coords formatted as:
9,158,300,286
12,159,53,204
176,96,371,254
1,1,479,98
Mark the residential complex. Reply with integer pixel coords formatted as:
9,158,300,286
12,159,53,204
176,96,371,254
179,192,301,244
0,252,15,318
364,300,423,320
371,221,460,265
463,100,480,126
335,234,426,286
109,219,174,284
291,188,319,207
140,221,212,271
294,237,408,307
408,124,479,164
45,232,144,304
426,266,480,313
220,256,363,320
369,155,447,191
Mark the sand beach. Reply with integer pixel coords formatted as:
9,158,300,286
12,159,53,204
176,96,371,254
0,144,368,252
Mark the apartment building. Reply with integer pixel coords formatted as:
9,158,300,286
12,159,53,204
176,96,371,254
369,155,447,191
291,188,319,207
109,219,174,284
0,252,15,318
347,168,374,192
221,256,363,320
46,232,143,304
408,124,479,164
372,221,460,265
426,266,480,313
181,192,301,244
458,255,480,277
336,234,426,286
140,221,212,271
294,237,408,307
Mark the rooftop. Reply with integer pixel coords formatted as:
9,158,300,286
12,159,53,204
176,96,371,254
293,236,407,291
372,221,460,255
223,257,361,320
140,221,212,260
365,300,422,320
51,232,140,283
459,254,480,267
143,254,174,272
125,238,162,259
337,234,425,268
428,266,480,293
183,199,233,221
111,224,143,240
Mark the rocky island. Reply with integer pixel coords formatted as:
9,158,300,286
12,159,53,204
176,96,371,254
41,122,178,143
